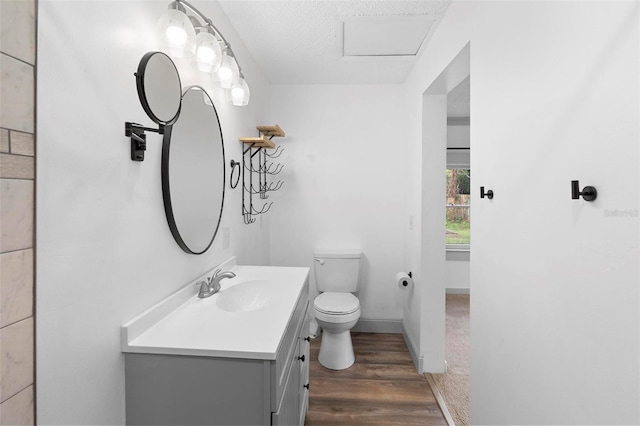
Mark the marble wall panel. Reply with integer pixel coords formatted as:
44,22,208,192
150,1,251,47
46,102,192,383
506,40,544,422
0,249,33,328
9,131,34,156
0,318,34,403
0,54,34,133
0,179,33,252
0,1,36,65
0,385,33,425
0,130,8,153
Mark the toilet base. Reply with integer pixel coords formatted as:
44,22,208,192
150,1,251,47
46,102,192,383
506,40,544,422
318,329,355,370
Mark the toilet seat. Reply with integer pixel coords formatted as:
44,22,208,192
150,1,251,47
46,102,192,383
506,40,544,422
314,292,359,315
314,307,360,324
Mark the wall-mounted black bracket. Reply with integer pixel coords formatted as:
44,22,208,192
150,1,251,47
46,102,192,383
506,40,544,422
480,186,494,199
124,122,164,162
571,180,597,201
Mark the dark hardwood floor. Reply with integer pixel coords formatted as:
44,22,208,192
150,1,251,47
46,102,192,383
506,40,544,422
305,332,448,425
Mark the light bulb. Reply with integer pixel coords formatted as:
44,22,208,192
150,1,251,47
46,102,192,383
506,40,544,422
218,67,232,81
231,87,245,100
192,31,222,73
166,26,187,45
226,76,250,106
217,50,239,89
197,46,214,63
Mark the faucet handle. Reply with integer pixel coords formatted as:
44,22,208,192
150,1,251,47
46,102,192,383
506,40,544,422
195,280,209,297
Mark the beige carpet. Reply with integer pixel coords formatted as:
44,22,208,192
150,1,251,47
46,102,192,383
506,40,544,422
428,294,470,426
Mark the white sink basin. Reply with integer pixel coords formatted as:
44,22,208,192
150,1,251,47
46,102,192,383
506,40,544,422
216,280,273,312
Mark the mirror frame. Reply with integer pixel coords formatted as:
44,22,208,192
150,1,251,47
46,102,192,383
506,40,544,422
135,51,182,126
161,86,226,255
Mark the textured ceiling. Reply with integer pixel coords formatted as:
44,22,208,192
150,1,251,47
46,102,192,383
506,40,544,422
217,0,451,84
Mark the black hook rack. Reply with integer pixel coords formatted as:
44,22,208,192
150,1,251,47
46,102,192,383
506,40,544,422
571,180,597,201
238,125,286,224
265,145,284,159
480,186,494,199
125,122,164,162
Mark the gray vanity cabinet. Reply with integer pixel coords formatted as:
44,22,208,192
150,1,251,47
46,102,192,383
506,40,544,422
125,285,310,425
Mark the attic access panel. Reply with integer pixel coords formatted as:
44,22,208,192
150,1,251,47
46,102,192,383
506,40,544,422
342,15,436,57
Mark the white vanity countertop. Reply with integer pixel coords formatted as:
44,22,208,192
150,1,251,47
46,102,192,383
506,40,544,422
122,261,309,360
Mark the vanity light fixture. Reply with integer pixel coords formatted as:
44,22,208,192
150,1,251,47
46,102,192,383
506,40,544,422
227,72,250,106
192,27,222,72
156,2,196,58
156,0,250,106
217,48,240,88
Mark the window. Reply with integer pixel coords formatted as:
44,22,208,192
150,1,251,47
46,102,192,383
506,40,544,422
446,168,470,246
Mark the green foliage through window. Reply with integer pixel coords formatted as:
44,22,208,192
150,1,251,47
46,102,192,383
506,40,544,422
446,168,470,245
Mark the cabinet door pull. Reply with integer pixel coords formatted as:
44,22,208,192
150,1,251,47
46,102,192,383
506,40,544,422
304,336,311,342
298,355,306,362
304,383,310,390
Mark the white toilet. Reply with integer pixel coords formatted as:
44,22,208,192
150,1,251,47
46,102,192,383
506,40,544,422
313,249,362,370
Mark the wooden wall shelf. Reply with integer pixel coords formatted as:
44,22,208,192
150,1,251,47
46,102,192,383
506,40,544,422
239,136,275,149
256,124,285,138
240,124,285,150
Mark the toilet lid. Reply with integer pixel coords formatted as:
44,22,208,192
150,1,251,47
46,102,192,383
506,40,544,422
314,292,359,315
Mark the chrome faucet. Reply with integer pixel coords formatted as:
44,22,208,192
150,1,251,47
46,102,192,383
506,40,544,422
196,269,236,299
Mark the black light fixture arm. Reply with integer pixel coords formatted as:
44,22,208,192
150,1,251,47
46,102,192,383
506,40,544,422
125,122,165,162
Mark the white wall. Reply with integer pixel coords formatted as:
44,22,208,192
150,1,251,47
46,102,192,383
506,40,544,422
267,85,407,323
405,1,639,424
447,124,469,149
445,254,470,292
36,1,270,424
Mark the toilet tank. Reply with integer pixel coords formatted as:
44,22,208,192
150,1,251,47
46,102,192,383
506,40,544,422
313,249,362,293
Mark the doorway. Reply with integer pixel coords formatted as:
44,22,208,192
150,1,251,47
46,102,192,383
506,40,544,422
420,44,471,423
429,76,471,425
419,43,470,422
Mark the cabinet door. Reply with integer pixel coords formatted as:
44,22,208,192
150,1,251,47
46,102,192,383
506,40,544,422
271,341,301,426
298,310,311,425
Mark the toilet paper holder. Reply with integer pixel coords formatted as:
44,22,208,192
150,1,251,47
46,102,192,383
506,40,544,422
398,272,413,287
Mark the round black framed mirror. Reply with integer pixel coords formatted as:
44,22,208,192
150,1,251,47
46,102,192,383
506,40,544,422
162,86,225,255
136,51,182,126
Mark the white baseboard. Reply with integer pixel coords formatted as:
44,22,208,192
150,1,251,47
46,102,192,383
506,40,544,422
446,288,470,295
401,323,424,373
352,319,403,334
